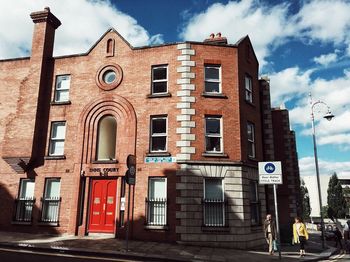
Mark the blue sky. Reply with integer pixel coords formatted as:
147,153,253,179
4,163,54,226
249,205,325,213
0,0,349,177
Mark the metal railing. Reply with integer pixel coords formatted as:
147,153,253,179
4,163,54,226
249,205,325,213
13,197,35,222
40,197,61,223
203,199,227,227
145,198,167,226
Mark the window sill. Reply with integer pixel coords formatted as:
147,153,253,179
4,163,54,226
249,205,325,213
45,155,66,160
201,226,229,232
11,221,32,225
91,160,118,164
38,222,59,227
144,225,169,230
146,152,171,157
202,152,228,158
147,93,172,98
51,101,72,106
202,93,228,99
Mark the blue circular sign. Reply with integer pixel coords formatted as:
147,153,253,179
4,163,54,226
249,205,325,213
264,163,275,173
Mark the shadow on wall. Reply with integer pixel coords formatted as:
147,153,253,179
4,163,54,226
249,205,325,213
0,179,59,235
147,168,268,250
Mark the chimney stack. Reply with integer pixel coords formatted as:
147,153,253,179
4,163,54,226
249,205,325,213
204,32,227,45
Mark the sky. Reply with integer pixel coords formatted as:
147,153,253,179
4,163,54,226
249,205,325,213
0,0,349,179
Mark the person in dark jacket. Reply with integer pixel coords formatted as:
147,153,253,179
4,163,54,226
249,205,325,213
263,214,277,255
334,226,344,253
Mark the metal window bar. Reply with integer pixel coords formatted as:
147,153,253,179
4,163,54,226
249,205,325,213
13,197,35,222
203,199,227,227
40,197,61,223
145,198,167,226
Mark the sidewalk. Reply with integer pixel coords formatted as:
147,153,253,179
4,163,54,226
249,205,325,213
0,231,336,261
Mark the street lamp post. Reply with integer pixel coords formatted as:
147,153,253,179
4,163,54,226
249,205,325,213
310,93,334,249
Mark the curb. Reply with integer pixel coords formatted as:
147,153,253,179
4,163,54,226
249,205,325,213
0,241,190,262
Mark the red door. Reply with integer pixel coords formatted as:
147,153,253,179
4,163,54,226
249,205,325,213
88,179,117,233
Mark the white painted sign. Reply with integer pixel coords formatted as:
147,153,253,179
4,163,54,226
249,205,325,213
258,161,282,184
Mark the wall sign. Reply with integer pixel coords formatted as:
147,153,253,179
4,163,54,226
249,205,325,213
88,167,119,176
145,157,176,163
258,161,282,184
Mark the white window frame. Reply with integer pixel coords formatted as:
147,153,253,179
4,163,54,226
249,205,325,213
203,178,225,227
250,180,260,226
147,177,167,226
48,121,66,156
19,179,35,199
204,64,222,93
150,116,168,153
245,75,253,103
151,65,168,94
54,75,71,102
41,178,61,223
247,122,255,158
205,116,223,153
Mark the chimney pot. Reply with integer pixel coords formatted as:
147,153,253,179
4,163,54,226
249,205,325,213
216,32,222,38
210,33,215,39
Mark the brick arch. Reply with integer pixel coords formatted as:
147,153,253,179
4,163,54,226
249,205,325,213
77,96,136,164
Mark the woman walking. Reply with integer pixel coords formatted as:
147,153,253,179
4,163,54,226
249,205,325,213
264,214,277,255
293,217,309,257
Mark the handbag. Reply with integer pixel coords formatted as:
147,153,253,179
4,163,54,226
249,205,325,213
273,240,278,251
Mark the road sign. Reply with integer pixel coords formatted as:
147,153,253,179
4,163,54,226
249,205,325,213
144,156,176,163
259,161,283,260
258,161,282,184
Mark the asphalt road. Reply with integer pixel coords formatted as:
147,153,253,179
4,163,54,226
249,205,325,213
0,248,146,262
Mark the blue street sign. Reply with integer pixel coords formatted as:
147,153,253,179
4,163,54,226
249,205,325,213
264,162,276,173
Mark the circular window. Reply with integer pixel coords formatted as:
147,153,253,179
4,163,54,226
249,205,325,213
103,70,117,84
96,64,123,91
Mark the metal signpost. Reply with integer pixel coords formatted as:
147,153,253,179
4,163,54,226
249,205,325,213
258,161,282,260
125,154,136,251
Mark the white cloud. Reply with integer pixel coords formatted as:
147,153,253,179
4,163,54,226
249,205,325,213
295,0,350,45
180,0,350,69
269,67,313,106
0,0,163,59
270,66,350,151
299,157,350,177
180,0,292,67
313,53,338,66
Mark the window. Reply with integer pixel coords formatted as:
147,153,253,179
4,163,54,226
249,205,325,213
203,178,225,226
250,181,260,225
150,116,167,152
152,65,168,94
41,178,61,223
204,65,221,93
13,179,35,222
205,116,222,153
49,122,66,156
54,75,70,102
247,122,255,158
96,116,117,161
146,178,167,226
245,75,253,103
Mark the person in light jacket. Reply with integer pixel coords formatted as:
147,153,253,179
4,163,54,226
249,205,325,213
263,214,277,255
293,217,309,257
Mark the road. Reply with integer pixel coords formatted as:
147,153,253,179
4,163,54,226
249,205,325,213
326,252,350,261
0,248,148,262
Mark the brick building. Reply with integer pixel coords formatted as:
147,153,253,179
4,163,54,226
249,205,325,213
0,8,300,248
